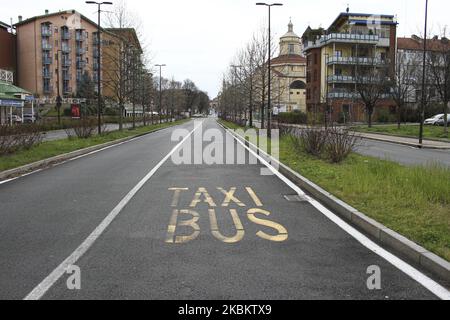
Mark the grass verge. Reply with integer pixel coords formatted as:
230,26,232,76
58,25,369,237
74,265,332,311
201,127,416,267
0,119,189,172
353,124,449,141
220,119,450,261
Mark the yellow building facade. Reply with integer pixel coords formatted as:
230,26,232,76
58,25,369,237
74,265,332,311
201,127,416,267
272,20,307,114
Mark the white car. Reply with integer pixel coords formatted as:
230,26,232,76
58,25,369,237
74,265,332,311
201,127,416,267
424,114,444,125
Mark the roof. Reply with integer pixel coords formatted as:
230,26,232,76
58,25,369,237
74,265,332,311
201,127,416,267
329,12,395,30
271,54,306,65
0,21,11,30
14,9,102,31
397,37,450,52
0,81,31,96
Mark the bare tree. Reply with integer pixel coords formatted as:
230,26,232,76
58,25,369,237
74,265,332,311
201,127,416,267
428,38,450,136
355,57,390,128
391,50,420,129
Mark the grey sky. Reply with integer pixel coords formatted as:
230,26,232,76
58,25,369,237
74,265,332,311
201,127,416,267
1,0,449,98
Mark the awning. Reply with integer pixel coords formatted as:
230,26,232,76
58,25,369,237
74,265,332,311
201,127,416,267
0,81,33,106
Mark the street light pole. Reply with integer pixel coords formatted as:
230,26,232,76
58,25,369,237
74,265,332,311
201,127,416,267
256,2,283,136
155,64,166,124
419,0,429,145
86,1,113,135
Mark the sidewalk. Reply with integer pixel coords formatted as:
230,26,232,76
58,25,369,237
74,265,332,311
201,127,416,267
252,120,450,150
356,132,450,150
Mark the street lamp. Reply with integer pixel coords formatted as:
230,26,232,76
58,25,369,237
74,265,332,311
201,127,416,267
419,0,429,146
155,64,166,123
86,1,113,135
256,2,283,136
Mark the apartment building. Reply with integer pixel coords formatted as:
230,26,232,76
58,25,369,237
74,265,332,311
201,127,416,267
0,21,17,82
397,35,450,106
15,10,105,100
302,11,397,123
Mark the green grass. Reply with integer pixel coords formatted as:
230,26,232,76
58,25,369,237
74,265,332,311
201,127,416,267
220,119,450,261
0,119,189,172
353,124,449,141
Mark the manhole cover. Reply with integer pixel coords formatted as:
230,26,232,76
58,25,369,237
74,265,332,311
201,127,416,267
283,194,309,202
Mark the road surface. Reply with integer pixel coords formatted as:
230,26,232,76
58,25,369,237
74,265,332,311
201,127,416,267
0,118,447,300
356,139,450,167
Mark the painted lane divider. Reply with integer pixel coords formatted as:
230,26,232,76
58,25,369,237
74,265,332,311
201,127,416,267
24,121,203,300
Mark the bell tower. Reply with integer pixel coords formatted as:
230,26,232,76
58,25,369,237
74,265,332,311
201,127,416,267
279,19,303,56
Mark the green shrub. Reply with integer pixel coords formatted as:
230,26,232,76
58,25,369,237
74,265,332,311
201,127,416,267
277,111,308,125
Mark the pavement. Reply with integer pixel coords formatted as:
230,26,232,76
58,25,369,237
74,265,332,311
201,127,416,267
41,121,148,141
253,120,450,167
0,118,447,300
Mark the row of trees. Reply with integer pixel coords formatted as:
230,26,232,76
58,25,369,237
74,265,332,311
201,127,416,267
219,26,449,137
74,0,209,131
218,28,282,128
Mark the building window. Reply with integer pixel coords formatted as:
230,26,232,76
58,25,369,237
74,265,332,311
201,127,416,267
335,50,342,57
314,53,318,65
289,44,295,54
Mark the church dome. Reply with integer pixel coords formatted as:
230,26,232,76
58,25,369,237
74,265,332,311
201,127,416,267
279,19,303,56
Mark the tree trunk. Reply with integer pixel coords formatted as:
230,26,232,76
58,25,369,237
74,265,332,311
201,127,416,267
119,103,124,131
397,105,401,130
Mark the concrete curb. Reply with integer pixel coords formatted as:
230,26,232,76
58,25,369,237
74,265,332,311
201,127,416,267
358,134,450,150
0,123,185,182
219,121,450,284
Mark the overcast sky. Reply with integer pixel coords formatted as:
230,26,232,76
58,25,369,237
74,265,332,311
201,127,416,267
1,0,449,98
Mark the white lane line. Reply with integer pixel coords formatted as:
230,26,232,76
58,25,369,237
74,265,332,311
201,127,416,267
223,124,450,301
24,121,202,300
0,123,190,186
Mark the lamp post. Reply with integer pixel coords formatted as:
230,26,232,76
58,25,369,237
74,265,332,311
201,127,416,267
256,2,283,136
419,0,429,145
86,1,113,135
155,64,166,124
55,49,62,126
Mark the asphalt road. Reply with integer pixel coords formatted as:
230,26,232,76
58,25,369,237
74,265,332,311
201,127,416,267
356,139,450,167
0,118,447,300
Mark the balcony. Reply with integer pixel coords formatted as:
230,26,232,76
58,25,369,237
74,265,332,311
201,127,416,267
61,31,71,40
42,43,52,51
93,49,100,58
63,86,72,94
41,27,52,37
326,56,387,66
63,73,72,81
43,85,53,94
322,33,379,45
76,60,87,69
327,75,356,84
328,91,391,99
42,57,53,65
93,62,100,70
76,47,86,55
42,71,52,79
61,59,72,67
61,45,71,53
75,32,86,42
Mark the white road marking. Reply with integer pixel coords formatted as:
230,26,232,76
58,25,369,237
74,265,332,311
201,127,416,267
0,124,186,186
24,121,202,300
222,122,450,300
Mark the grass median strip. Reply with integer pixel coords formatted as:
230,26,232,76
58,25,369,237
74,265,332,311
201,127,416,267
353,124,450,141
219,119,450,262
0,119,189,172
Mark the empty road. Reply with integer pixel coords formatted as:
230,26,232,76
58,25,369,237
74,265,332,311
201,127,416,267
0,118,448,300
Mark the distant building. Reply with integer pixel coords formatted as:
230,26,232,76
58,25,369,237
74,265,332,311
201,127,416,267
14,9,143,108
397,35,450,106
302,11,397,123
0,21,17,82
271,20,307,114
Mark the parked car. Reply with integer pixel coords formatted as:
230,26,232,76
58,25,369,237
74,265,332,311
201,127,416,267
424,114,444,125
23,114,37,123
6,115,22,124
436,115,450,126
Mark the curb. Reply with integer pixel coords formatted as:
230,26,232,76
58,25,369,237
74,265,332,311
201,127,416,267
0,122,186,182
219,121,450,284
358,134,450,150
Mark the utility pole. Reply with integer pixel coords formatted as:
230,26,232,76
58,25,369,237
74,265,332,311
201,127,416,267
256,2,283,136
419,0,429,146
86,1,113,135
